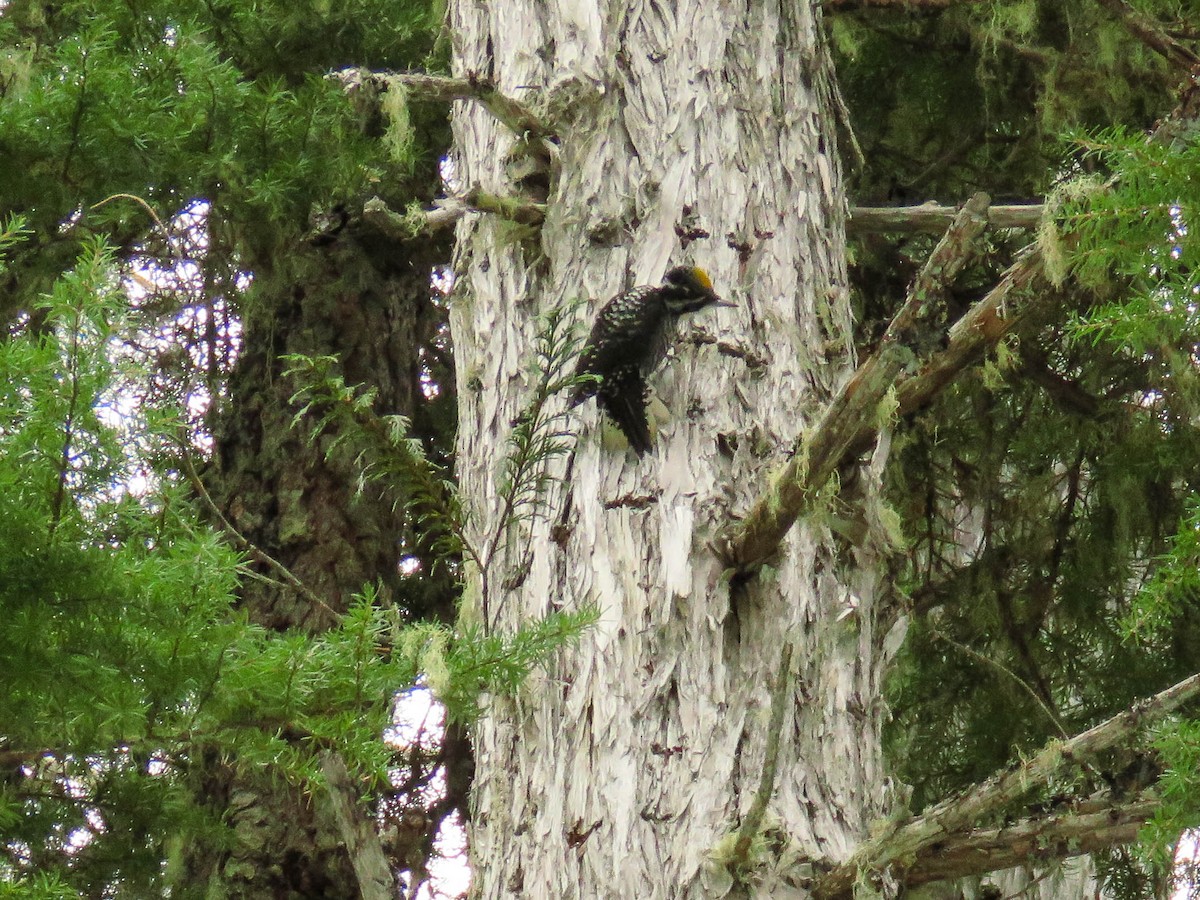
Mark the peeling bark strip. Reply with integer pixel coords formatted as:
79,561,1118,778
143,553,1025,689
815,671,1200,898
730,642,794,868
823,0,985,8
720,192,993,572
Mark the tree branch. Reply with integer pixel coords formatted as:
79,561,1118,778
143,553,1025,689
463,187,546,226
848,202,1042,234
321,751,396,900
365,195,1035,241
361,191,544,241
904,797,1157,887
814,671,1200,898
731,643,794,868
757,242,1050,530
362,196,466,239
330,68,553,143
889,243,1047,420
1093,0,1200,73
719,192,994,571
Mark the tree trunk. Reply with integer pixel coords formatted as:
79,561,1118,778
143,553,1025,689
450,1,897,895
181,227,450,896
208,230,451,631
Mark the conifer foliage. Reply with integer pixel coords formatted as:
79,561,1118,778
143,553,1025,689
0,1,590,895
2,0,1200,896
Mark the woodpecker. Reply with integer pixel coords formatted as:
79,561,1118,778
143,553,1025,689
570,266,733,455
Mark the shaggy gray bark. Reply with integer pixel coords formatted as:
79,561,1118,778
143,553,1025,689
446,0,898,896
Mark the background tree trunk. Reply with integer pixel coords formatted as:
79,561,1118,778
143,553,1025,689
183,228,452,896
450,1,900,895
208,232,453,631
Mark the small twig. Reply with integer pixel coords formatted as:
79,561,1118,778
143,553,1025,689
91,193,172,242
48,306,83,539
929,626,1067,737
731,642,795,868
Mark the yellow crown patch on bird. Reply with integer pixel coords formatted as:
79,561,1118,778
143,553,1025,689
690,267,713,290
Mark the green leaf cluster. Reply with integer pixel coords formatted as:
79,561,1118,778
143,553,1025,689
0,0,448,325
495,298,593,538
1060,128,1200,347
0,237,589,894
398,606,600,719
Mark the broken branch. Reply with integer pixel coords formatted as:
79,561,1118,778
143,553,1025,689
1094,0,1200,73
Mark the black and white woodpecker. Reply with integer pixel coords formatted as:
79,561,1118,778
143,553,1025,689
570,266,734,455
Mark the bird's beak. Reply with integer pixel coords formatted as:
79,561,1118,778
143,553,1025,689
712,292,736,308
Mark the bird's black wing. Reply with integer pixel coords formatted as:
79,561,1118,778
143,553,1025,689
568,343,600,407
598,365,652,456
